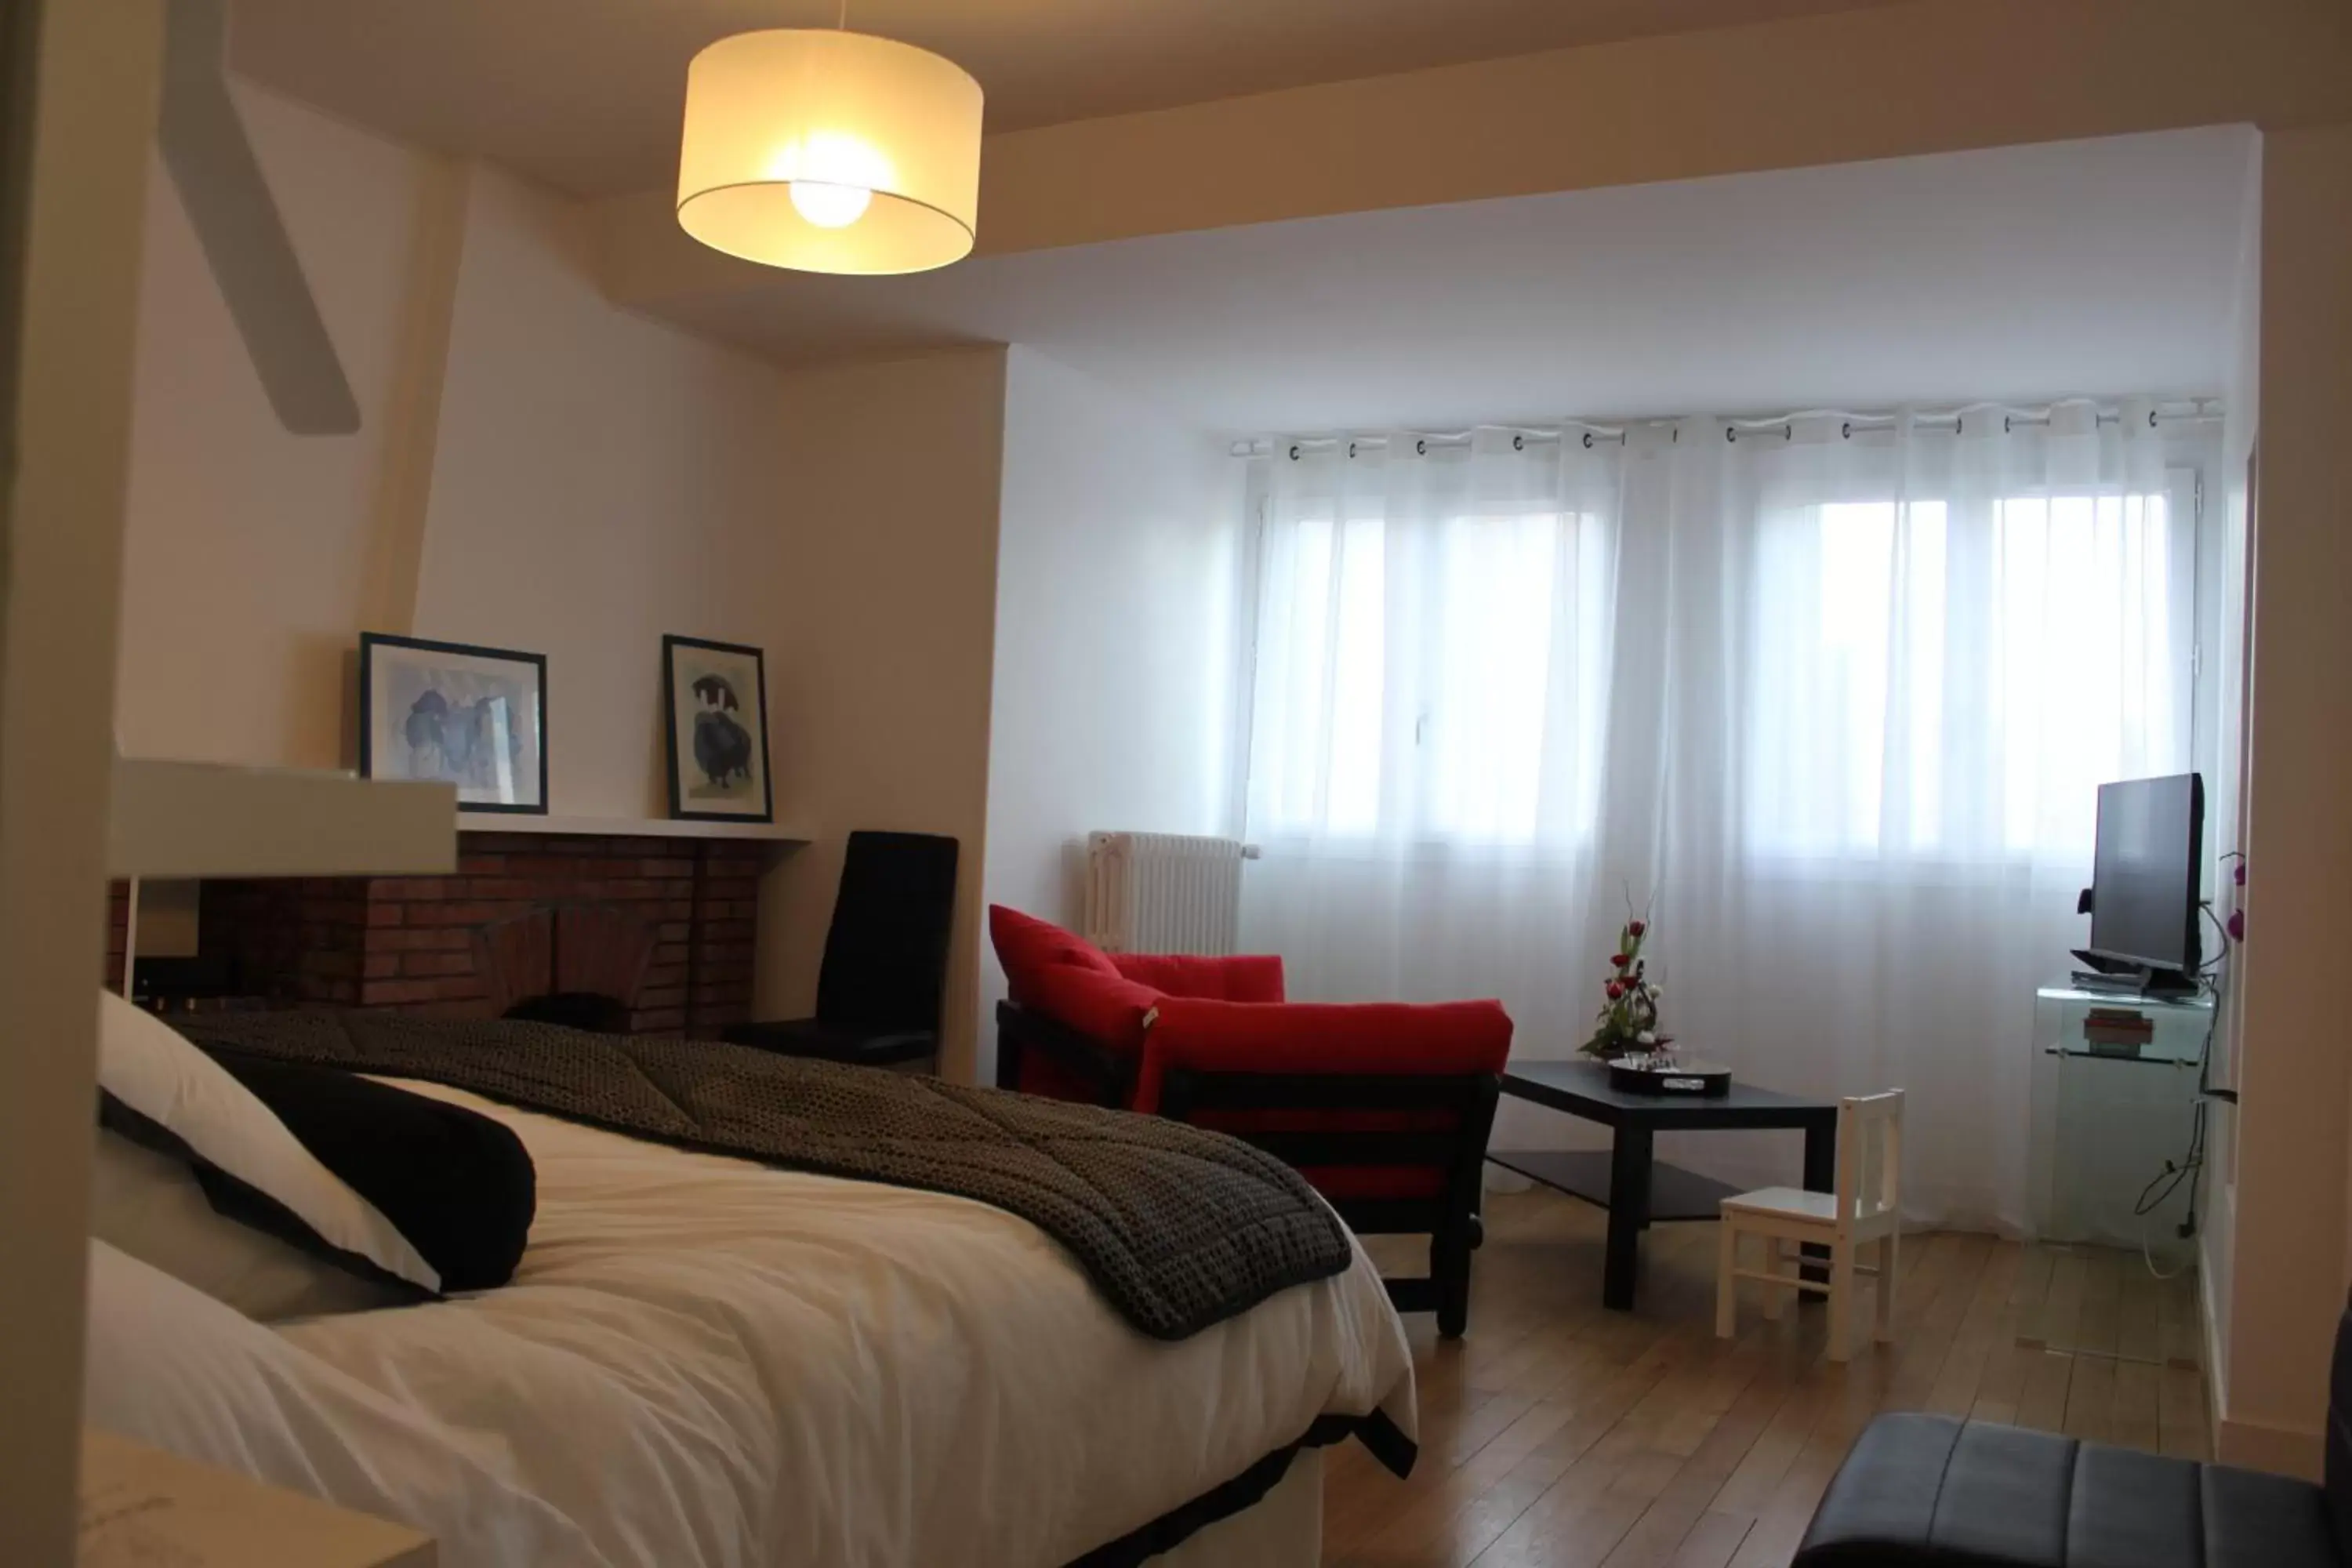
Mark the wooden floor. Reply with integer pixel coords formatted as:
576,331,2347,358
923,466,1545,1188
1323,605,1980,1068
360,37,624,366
1324,1188,2208,1568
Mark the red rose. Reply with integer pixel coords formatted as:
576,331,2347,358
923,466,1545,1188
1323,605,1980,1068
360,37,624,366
1628,919,1647,936
1606,982,1625,1000
1610,953,1629,967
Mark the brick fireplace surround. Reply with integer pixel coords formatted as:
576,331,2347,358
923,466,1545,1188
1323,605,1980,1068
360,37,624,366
163,831,766,1035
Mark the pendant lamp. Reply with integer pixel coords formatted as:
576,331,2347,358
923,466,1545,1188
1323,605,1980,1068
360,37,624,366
676,27,983,276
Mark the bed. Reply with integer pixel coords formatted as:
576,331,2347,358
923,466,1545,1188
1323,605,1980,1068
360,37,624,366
87,1056,1419,1566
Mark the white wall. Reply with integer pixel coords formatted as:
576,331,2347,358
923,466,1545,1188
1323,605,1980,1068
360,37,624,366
754,348,1008,1082
416,169,779,819
2217,120,2352,1479
2199,127,2263,1431
976,350,1237,1073
117,80,783,820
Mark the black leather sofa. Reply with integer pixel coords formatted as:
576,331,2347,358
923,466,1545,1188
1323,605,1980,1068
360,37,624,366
1795,1305,2351,1566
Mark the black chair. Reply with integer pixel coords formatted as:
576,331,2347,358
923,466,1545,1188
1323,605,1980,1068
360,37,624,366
722,831,958,1069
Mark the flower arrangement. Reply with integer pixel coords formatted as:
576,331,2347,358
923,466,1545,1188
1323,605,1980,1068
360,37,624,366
1580,909,1670,1061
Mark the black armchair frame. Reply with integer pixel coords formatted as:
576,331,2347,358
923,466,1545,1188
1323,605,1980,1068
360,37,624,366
995,1000,1498,1337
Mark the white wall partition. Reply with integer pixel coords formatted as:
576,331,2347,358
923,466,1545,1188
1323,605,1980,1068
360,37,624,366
757,347,1010,1084
979,350,1237,1077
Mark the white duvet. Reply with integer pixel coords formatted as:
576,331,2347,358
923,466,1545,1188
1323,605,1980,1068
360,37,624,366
90,1078,1417,1567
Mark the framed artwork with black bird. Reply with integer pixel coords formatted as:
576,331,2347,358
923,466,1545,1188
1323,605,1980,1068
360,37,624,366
662,634,773,822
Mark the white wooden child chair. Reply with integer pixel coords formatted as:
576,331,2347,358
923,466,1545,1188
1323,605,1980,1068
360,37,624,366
1715,1089,1904,1362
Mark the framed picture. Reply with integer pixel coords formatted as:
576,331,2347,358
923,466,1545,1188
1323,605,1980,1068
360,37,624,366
358,633,547,814
662,635,773,822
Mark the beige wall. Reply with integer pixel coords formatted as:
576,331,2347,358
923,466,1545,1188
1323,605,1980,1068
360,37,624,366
1,2,165,1559
118,81,784,823
118,86,423,768
116,80,1019,1075
2218,121,2352,1478
754,348,1007,1081
977,349,1237,1075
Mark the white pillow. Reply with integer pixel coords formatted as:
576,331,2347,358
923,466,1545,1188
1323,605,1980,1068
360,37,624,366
90,1126,405,1319
83,1241,607,1568
95,990,439,1299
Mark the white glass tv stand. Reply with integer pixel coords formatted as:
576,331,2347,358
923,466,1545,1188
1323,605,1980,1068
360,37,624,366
2027,984,2213,1268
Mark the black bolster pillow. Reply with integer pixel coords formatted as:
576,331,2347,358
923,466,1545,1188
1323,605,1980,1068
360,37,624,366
205,1049,536,1292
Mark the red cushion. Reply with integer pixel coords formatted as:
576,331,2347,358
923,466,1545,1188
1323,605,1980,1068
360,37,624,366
1134,997,1512,1113
989,906,1120,1003
1109,953,1287,1003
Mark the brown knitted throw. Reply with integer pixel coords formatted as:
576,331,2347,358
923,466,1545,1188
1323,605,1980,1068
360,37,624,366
170,1009,1353,1340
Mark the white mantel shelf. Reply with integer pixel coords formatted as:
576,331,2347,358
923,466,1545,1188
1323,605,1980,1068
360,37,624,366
460,814,813,844
106,757,811,879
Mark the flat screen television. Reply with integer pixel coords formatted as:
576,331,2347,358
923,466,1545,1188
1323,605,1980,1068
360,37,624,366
2084,772,2204,991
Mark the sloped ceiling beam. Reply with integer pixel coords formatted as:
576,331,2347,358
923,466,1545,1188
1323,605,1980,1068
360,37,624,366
361,156,468,637
159,0,357,434
592,0,2352,313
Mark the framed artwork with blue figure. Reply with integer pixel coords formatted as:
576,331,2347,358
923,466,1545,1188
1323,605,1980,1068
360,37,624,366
662,634,772,822
359,633,547,814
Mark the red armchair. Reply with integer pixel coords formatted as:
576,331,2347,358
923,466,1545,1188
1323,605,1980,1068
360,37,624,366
989,906,1508,1337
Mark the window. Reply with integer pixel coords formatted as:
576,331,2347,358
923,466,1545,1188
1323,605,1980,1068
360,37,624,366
1242,440,2197,869
1744,484,2188,861
1245,499,1607,848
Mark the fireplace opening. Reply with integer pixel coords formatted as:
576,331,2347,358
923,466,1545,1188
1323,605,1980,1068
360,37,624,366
477,903,653,1035
504,991,633,1033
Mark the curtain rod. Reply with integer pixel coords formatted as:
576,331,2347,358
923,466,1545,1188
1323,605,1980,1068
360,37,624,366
1230,397,2226,459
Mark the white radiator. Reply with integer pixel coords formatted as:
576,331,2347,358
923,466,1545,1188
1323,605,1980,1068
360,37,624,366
1083,832,1255,955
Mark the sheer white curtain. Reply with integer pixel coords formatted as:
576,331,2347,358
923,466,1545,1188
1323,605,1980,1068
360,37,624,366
1239,405,2192,1229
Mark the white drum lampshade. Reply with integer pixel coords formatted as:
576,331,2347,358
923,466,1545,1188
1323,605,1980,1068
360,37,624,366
677,30,983,276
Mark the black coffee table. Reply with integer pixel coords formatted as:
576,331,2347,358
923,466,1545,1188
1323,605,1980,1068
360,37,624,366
1490,1061,1838,1310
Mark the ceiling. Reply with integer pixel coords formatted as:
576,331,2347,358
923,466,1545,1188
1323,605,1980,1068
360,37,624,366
227,0,1911,197
641,127,2253,435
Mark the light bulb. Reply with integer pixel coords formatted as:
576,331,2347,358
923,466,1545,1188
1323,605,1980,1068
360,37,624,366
789,180,872,228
